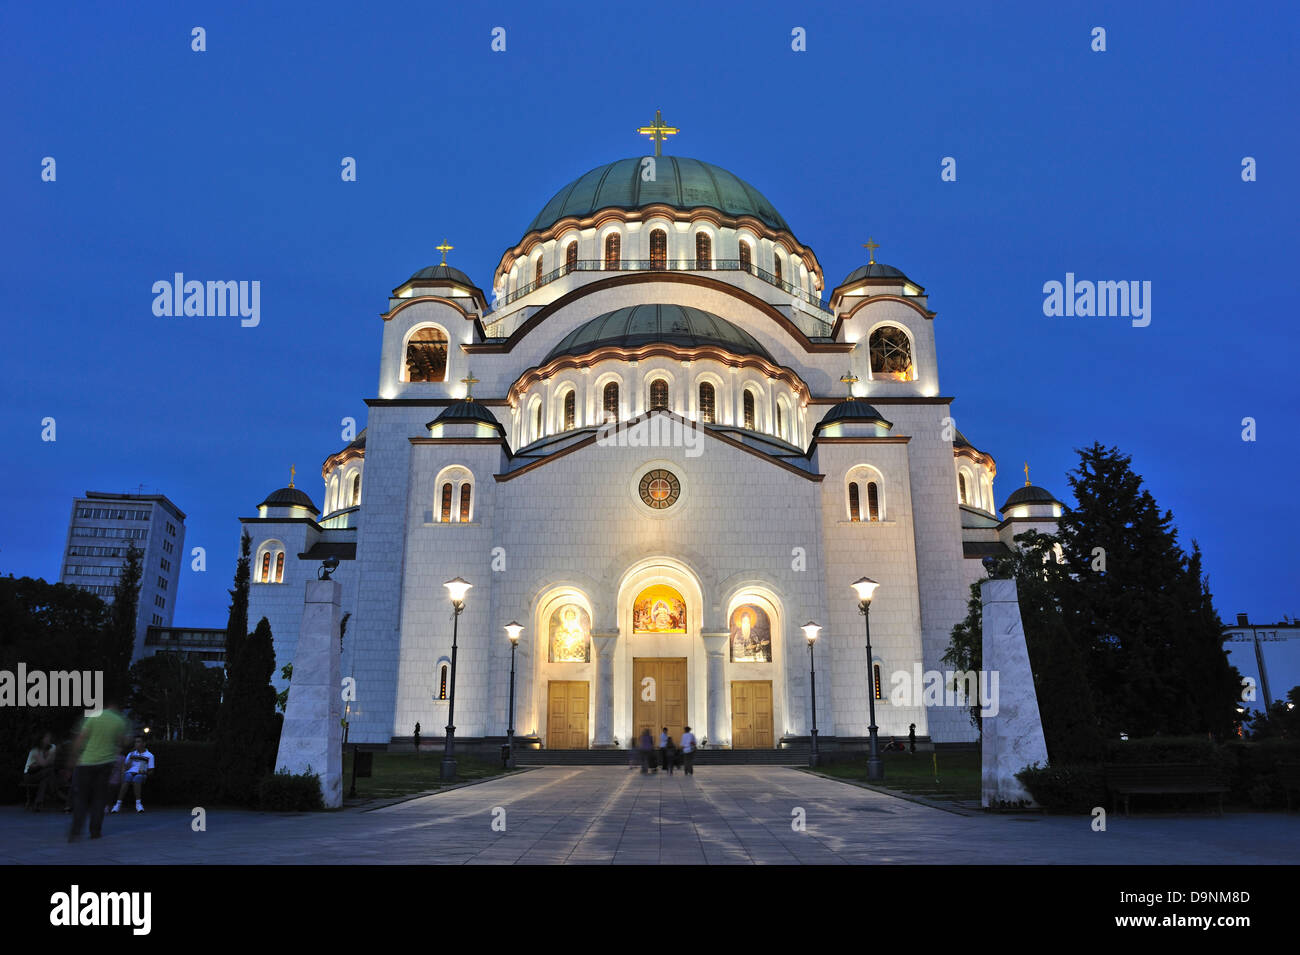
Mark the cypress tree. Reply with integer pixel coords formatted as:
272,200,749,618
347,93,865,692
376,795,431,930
106,538,143,700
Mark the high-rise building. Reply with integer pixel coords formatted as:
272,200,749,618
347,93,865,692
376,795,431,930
60,491,187,662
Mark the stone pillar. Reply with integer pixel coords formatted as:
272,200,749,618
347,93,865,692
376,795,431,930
592,632,618,747
275,578,343,808
979,578,1050,809
702,632,729,747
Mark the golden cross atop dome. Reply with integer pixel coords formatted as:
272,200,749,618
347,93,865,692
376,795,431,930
862,237,880,265
840,370,859,398
460,370,480,400
637,109,679,157
1024,461,1031,486
436,239,454,266
289,464,296,488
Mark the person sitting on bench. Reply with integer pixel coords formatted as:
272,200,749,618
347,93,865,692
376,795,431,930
111,737,154,813
23,732,58,810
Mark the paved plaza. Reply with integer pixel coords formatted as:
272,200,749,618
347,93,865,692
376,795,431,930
5,766,1298,865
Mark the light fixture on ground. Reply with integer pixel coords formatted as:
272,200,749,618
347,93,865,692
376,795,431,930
850,575,884,781
504,621,523,769
440,577,472,781
802,621,822,767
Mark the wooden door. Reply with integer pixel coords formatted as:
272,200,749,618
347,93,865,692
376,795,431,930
731,681,774,748
546,681,589,749
632,658,687,743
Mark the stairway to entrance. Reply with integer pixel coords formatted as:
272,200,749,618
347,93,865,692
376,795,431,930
515,743,810,766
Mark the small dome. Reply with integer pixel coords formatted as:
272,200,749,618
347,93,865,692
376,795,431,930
257,487,319,514
814,399,893,431
543,304,775,364
839,262,911,286
431,401,505,434
404,264,481,291
525,157,791,237
1001,484,1062,512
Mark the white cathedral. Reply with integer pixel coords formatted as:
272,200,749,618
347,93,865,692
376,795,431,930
242,130,1064,751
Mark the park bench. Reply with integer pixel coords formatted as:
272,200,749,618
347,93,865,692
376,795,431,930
19,772,70,811
1279,763,1300,811
1105,763,1228,816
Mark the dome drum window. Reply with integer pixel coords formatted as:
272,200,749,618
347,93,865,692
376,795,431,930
649,379,669,411
698,382,716,424
649,229,667,271
603,382,619,423
695,232,712,270
604,234,621,270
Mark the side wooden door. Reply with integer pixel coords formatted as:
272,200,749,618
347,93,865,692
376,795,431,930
547,681,589,749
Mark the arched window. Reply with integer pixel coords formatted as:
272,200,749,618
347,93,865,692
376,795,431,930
563,390,576,430
698,382,716,423
436,467,474,523
695,232,711,270
867,481,880,521
739,240,752,272
274,552,285,583
565,241,578,273
603,382,619,423
774,254,783,284
438,664,448,700
260,552,272,582
776,402,785,438
604,233,620,269
405,326,448,382
743,390,756,430
848,467,885,521
459,483,472,522
350,474,361,507
649,379,668,411
869,326,914,381
440,483,453,523
849,482,861,522
958,472,969,504
649,229,667,270
533,401,543,441
534,257,544,287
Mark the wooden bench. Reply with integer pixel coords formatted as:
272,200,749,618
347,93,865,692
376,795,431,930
1105,763,1229,816
1278,763,1300,811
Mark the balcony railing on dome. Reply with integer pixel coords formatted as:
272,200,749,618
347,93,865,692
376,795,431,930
481,259,835,339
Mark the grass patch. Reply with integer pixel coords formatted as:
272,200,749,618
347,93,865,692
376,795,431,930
812,750,980,802
340,750,515,799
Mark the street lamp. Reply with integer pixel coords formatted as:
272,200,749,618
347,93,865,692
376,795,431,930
802,621,822,767
850,576,884,781
504,621,523,769
441,577,472,781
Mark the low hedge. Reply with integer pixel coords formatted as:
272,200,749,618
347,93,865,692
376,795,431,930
258,767,325,811
1015,763,1107,814
1223,739,1300,808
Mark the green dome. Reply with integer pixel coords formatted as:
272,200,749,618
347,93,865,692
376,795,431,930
525,157,791,236
839,262,911,285
406,264,481,290
544,304,774,364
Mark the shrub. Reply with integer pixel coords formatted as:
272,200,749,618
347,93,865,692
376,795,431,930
1222,739,1300,809
258,767,324,812
145,741,220,805
1015,763,1107,814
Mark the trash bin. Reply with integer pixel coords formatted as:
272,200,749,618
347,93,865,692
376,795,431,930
354,751,373,778
500,744,511,767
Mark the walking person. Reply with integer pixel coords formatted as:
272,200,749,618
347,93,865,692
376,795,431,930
638,727,654,774
67,697,129,841
680,725,696,776
659,727,675,776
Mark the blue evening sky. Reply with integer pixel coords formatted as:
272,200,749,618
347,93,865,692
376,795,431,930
2,2,1296,627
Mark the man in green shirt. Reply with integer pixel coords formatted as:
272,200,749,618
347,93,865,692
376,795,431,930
68,697,129,841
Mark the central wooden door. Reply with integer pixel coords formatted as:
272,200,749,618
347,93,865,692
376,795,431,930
731,680,774,748
546,681,589,749
632,658,686,743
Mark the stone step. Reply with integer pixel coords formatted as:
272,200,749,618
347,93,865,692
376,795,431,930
515,748,810,766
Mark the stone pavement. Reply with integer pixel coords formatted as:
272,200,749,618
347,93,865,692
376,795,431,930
4,766,1298,865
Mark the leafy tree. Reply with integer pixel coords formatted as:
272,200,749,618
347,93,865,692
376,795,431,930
215,616,280,803
1245,686,1300,740
127,654,224,741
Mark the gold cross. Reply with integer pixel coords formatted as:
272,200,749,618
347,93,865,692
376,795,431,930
460,370,480,400
289,464,296,488
840,371,859,398
862,238,880,265
636,109,679,157
1024,461,1031,486
436,239,454,266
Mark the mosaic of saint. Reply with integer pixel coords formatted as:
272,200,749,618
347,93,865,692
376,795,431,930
549,604,591,662
632,584,687,634
730,604,772,662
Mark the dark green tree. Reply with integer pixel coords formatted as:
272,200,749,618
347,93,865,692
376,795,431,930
127,653,224,741
223,532,251,673
105,538,143,699
215,616,280,802
1056,443,1238,739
